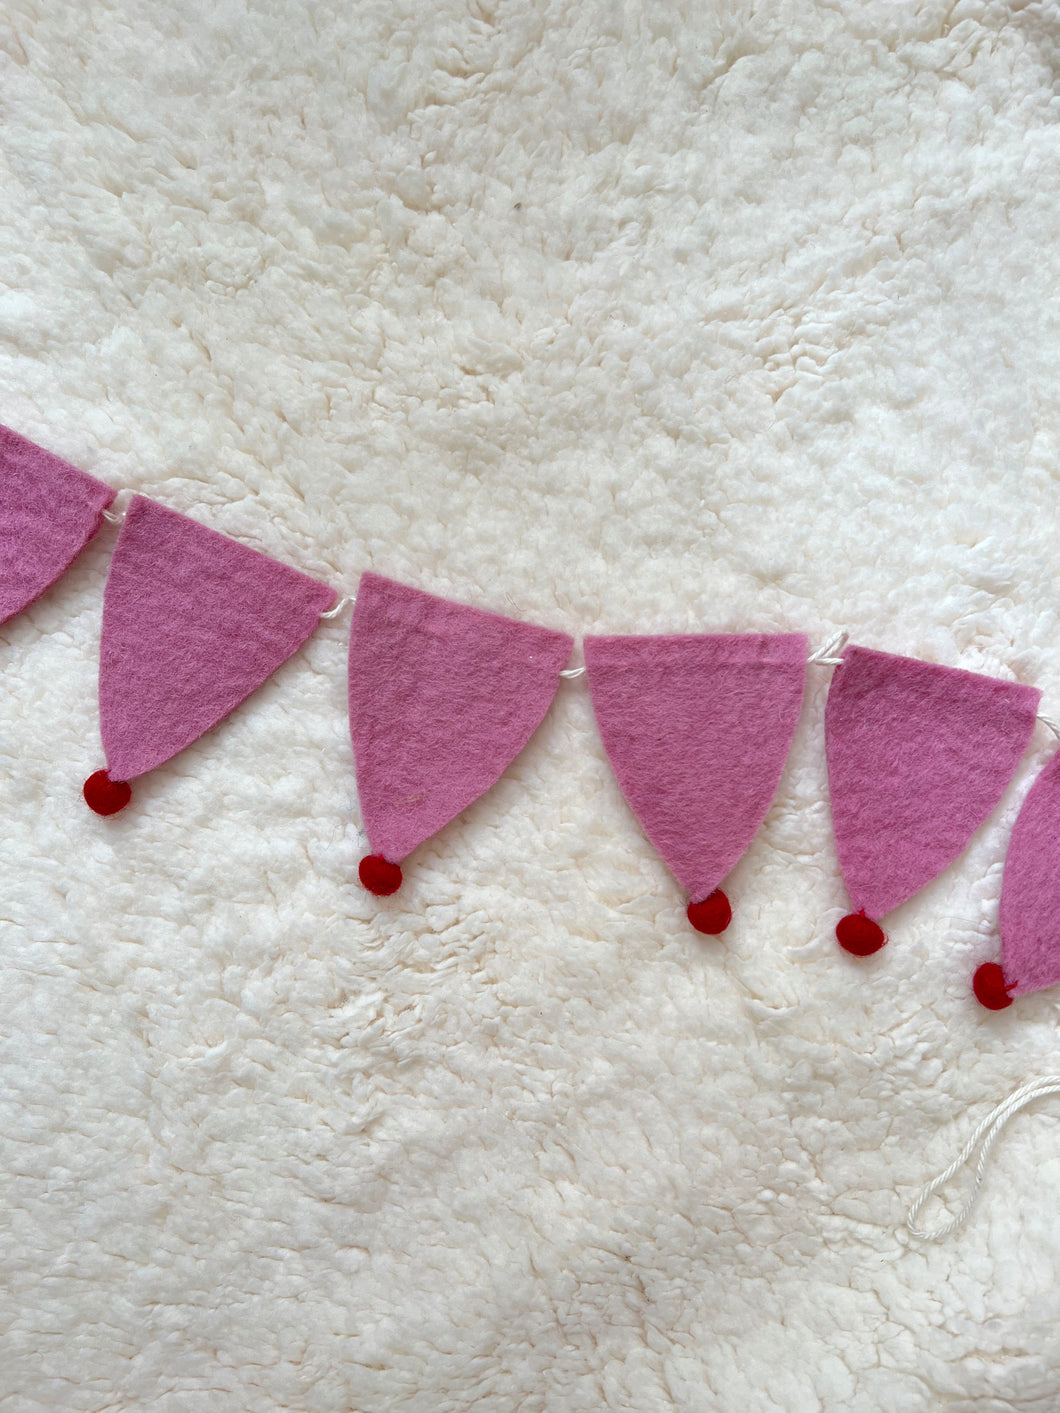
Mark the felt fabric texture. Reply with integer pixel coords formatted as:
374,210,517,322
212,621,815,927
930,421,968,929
0,421,114,625
999,749,1060,999
584,633,807,902
8,4,1060,1410
349,571,573,863
826,646,1040,921
100,495,335,780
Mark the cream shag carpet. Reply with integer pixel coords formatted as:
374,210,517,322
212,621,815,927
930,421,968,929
3,2,1060,1409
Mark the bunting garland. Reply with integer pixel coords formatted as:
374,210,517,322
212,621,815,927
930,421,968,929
348,572,573,894
85,495,336,812
825,647,1040,956
981,750,1060,1008
2,421,1059,1011
0,424,115,624
584,633,807,933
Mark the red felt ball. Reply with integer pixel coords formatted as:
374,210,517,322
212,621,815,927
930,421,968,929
83,770,132,816
687,889,732,935
359,854,403,896
836,911,886,957
973,962,1014,1011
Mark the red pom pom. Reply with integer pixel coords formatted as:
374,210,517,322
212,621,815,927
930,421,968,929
83,770,132,816
359,854,403,896
687,889,732,935
973,962,1014,1011
836,911,886,956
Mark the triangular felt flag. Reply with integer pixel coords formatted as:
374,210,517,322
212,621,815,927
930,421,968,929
84,495,335,812
826,645,1039,956
349,572,573,893
973,748,1060,1009
584,632,808,933
0,423,115,625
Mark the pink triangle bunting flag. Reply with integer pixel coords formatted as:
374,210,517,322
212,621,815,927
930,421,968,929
83,495,336,814
583,632,808,934
825,646,1040,957
348,572,573,894
1,423,115,626
973,749,1060,1010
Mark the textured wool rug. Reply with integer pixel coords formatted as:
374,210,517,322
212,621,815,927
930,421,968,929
3,2,1060,1409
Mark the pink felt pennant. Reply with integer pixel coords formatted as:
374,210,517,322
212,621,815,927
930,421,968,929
94,495,335,787
826,646,1039,934
583,633,808,919
0,423,115,625
348,572,573,881
994,749,1060,1000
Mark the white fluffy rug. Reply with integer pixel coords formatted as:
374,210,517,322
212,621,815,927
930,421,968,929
4,2,1060,1409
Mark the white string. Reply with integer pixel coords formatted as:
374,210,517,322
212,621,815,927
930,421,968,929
320,594,352,620
563,635,849,680
905,1076,1060,1240
101,489,133,524
1038,714,1060,740
808,629,849,667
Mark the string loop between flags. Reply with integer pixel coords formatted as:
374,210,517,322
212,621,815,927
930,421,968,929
101,488,134,524
808,629,849,667
905,1075,1060,1240
563,635,847,680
